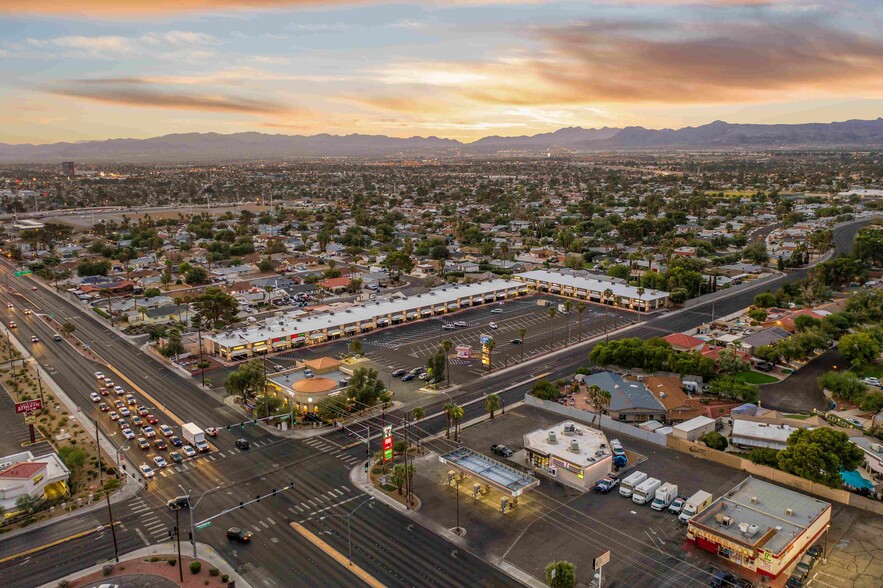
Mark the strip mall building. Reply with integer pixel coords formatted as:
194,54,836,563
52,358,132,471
686,477,831,579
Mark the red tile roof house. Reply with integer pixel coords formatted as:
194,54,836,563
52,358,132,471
318,277,352,293
663,333,706,353
0,451,71,511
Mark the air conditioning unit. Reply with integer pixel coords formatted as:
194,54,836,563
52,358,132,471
872,443,883,453
750,496,758,504
785,508,793,516
569,440,579,453
722,516,734,526
547,432,557,444
747,525,759,537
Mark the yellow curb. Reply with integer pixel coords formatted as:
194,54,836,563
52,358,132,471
107,365,186,428
289,522,384,588
0,521,120,564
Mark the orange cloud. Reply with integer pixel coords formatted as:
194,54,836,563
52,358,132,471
48,79,293,114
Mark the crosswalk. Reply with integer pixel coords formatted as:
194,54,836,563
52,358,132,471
285,485,355,521
302,436,364,467
129,495,171,544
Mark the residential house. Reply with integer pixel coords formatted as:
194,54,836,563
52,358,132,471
581,372,666,423
642,375,704,423
740,327,791,354
662,333,706,353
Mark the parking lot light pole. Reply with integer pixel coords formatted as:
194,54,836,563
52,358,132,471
319,496,374,566
180,484,220,558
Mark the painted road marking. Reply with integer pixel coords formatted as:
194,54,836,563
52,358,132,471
0,522,121,564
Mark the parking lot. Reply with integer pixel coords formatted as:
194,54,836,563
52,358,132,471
416,404,868,587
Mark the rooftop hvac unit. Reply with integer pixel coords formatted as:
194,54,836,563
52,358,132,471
747,525,759,537
637,375,644,382
660,392,666,398
547,431,557,444
715,513,727,524
569,440,579,453
563,423,576,433
722,516,734,526
785,508,793,516
873,443,883,453
750,496,758,504
738,522,750,534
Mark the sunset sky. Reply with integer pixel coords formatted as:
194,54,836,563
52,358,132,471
1,0,882,144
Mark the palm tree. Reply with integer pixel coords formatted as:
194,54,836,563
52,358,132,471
99,288,115,327
485,339,495,372
451,404,464,442
518,327,526,362
441,339,454,388
603,288,614,343
636,286,646,319
444,402,455,439
485,393,501,419
613,296,622,331
576,302,586,342
548,306,557,346
412,406,425,453
595,389,612,426
587,385,611,428
563,300,572,345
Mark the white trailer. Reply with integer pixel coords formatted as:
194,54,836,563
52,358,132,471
632,477,662,505
619,471,648,498
679,490,713,523
650,482,679,511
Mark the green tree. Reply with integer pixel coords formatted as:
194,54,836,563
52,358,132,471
77,259,110,277
587,384,611,428
753,292,777,308
753,345,780,365
257,257,275,272
531,380,561,401
777,428,865,488
254,394,284,417
15,494,41,513
57,445,88,470
717,349,749,374
440,339,454,387
575,302,586,342
817,371,867,402
544,561,576,588
484,393,501,419
143,288,162,298
61,322,76,335
748,447,780,467
450,404,464,442
391,463,408,495
839,331,881,369
346,367,386,408
444,402,455,439
793,315,821,332
747,308,768,322
348,338,364,356
159,327,185,360
192,287,239,330
698,431,728,451
184,265,209,285
383,251,415,282
742,242,769,265
709,376,758,403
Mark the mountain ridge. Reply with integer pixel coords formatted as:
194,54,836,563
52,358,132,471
2,118,883,163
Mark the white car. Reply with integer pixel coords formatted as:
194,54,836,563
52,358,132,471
90,392,101,402
122,428,135,440
153,456,168,468
182,445,196,458
159,424,174,437
103,378,114,388
95,371,105,380
119,407,131,417
142,426,156,438
113,386,125,395
454,321,467,327
489,322,498,329
139,464,155,478
863,377,880,387
491,308,503,314
24,308,32,315
6,303,12,309
442,324,455,330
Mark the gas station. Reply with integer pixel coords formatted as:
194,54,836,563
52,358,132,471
439,447,540,518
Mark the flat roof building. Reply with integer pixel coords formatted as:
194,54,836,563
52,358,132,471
730,419,806,451
205,279,529,360
514,269,669,312
523,421,612,491
687,477,831,579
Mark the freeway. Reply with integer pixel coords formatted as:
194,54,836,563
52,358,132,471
0,218,869,587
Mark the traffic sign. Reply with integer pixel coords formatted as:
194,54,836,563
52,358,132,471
196,521,212,530
15,399,43,413
593,550,611,569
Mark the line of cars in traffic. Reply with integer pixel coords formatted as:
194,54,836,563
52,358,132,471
92,370,211,481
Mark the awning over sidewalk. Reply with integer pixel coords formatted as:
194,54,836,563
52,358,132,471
439,447,540,497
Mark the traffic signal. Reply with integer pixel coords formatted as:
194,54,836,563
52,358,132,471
288,482,294,489
240,422,245,428
227,425,231,432
256,494,261,502
239,501,244,509
252,419,257,425
364,460,369,472
272,488,277,496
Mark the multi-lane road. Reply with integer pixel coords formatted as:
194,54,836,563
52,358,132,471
0,218,869,587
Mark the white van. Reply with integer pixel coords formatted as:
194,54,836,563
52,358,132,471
650,483,678,511
619,471,648,498
679,490,713,523
632,478,662,505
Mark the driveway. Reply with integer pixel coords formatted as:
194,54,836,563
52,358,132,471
759,349,840,412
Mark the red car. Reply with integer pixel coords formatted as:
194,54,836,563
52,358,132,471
98,387,110,396
145,414,158,424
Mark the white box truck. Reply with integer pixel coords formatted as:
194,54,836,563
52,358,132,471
650,482,679,511
679,490,713,523
632,477,662,505
182,423,205,446
619,471,648,498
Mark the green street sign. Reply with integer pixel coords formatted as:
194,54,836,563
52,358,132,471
196,521,212,529
14,270,31,277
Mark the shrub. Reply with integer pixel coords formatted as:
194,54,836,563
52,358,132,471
57,581,70,588
190,561,202,574
209,567,220,577
102,564,114,576
149,556,160,562
371,467,382,475
222,574,229,582
168,558,176,566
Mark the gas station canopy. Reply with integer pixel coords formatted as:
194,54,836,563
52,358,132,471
439,447,540,497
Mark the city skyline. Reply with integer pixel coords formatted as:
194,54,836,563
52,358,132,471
2,0,882,144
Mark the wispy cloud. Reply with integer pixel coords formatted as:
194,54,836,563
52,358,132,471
388,19,428,29
47,78,292,114
22,30,218,61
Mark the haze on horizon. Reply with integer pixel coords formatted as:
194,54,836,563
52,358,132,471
2,0,883,145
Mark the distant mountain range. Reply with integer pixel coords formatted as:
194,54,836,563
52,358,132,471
2,118,883,163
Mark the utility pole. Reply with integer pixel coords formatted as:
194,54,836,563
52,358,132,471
455,476,461,535
95,419,119,563
35,363,44,406
404,415,411,508
319,497,374,566
173,506,183,581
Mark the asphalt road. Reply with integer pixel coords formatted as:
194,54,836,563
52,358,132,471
0,217,869,588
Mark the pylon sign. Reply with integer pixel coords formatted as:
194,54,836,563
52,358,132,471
382,425,393,462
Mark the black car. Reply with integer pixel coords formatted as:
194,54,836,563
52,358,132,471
392,369,407,378
226,527,253,542
709,571,739,587
167,496,190,510
235,439,250,450
491,444,513,458
509,338,522,345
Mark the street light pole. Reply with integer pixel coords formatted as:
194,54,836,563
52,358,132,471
319,496,374,566
455,476,461,535
180,484,219,558
173,506,183,581
94,419,119,563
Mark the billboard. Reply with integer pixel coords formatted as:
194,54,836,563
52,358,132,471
15,399,43,413
382,425,393,462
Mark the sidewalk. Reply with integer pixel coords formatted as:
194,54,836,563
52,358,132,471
37,541,251,588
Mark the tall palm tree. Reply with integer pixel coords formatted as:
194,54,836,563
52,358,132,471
485,339,496,371
603,288,614,343
412,406,425,453
99,288,115,327
576,302,586,342
444,402,455,439
451,404,464,442
595,389,612,426
548,306,557,347
563,300,572,345
636,286,646,319
441,339,454,388
485,393,501,419
518,327,526,363
613,296,622,331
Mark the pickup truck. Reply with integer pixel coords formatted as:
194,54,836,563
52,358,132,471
491,444,513,458
593,475,619,494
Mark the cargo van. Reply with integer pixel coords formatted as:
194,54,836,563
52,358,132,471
650,483,678,511
679,490,713,523
619,471,648,498
632,478,662,505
